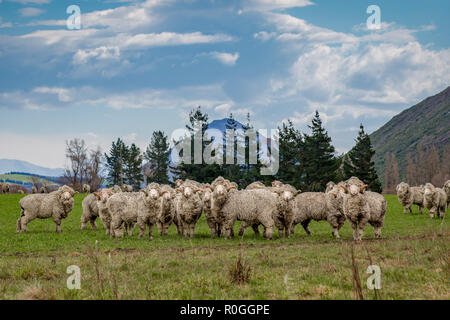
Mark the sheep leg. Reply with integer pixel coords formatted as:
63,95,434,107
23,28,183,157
111,216,124,238
19,216,32,233
147,223,154,239
125,222,135,236
163,223,170,236
189,224,195,238
80,215,88,230
238,221,250,236
418,206,423,214
206,218,218,237
356,217,368,241
301,219,312,235
54,218,62,233
89,217,97,230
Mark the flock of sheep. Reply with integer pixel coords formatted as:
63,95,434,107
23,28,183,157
11,178,450,241
0,182,56,195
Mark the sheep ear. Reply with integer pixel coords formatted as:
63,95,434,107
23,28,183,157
361,184,368,193
295,190,302,196
140,189,148,196
342,186,348,193
94,192,101,200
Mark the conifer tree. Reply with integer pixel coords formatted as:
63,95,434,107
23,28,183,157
144,130,170,184
104,138,128,187
344,124,382,192
276,119,303,189
302,111,337,191
125,143,143,190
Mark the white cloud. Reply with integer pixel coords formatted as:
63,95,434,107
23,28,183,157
209,52,240,66
73,46,120,64
19,7,45,17
244,0,314,11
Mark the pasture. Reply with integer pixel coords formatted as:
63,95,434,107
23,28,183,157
0,193,448,300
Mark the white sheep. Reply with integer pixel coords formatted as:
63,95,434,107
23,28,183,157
175,183,204,238
17,185,77,233
396,182,424,214
423,183,447,219
83,184,91,194
93,187,122,235
443,180,450,206
290,190,345,238
81,193,99,230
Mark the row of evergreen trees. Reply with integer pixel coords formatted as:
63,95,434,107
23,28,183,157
104,107,382,192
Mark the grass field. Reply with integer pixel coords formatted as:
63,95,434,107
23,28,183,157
0,174,56,186
0,193,448,300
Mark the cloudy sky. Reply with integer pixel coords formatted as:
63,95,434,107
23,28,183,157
0,0,449,168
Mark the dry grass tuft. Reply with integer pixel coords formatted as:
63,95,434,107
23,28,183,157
228,253,251,285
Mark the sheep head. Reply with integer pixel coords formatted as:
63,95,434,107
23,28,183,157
345,177,367,195
396,182,410,197
443,180,450,194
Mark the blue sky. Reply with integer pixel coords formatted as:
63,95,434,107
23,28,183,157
0,0,449,168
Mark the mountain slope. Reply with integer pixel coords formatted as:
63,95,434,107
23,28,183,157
0,159,65,177
370,86,450,183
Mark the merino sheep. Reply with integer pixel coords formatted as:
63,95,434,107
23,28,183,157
240,181,300,238
156,185,176,236
31,187,38,194
325,181,335,193
174,183,204,238
423,183,447,219
94,187,122,235
290,190,345,238
17,185,77,233
201,184,220,237
108,192,143,238
219,188,281,240
121,184,133,192
18,190,24,194
336,178,386,241
246,181,266,190
396,182,424,214
2,182,10,194
81,193,99,230
443,180,450,206
39,187,47,193
83,184,91,194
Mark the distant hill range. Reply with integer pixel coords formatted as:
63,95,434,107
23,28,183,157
0,159,65,177
370,86,450,183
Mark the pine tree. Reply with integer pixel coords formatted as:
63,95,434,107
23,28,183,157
144,130,170,184
302,111,338,191
104,138,129,187
276,120,303,189
125,143,143,190
344,124,382,192
170,106,221,183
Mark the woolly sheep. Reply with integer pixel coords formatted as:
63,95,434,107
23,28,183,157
31,187,38,194
325,181,335,193
122,184,133,192
246,181,266,190
240,181,300,238
174,183,204,238
396,182,424,214
81,193,99,230
1,182,10,194
39,186,47,193
17,185,77,233
94,187,122,235
18,190,24,194
336,178,387,241
219,188,281,240
108,192,144,238
83,184,91,194
150,184,176,236
290,190,345,238
423,183,447,219
443,180,450,206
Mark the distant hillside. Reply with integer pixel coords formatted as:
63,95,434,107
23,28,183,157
0,159,65,177
370,86,450,184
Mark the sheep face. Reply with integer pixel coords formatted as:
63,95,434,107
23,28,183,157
444,180,450,194
396,182,409,197
60,192,75,213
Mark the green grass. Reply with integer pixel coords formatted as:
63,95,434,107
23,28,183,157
0,174,57,186
0,194,448,299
